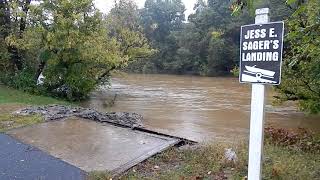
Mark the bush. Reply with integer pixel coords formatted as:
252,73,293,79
231,66,239,77
142,62,158,74
276,0,320,114
43,62,97,101
0,68,42,94
265,127,320,153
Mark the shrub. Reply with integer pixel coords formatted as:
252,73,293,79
0,68,42,94
265,127,320,153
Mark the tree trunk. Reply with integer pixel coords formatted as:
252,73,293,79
35,61,46,80
12,0,31,70
19,0,31,37
97,66,117,82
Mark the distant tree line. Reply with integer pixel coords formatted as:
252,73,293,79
126,0,292,76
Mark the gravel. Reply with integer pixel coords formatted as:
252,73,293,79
14,105,143,128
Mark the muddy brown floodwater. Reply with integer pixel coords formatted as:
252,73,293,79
82,74,320,142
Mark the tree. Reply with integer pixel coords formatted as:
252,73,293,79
0,0,32,72
276,0,320,113
1,0,153,101
136,0,186,73
141,0,185,42
24,0,125,100
206,32,236,76
106,0,154,64
176,0,251,76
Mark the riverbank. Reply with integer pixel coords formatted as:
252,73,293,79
0,85,144,131
0,85,72,105
0,85,71,132
90,134,320,179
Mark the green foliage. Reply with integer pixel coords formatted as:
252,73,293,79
1,68,38,93
141,0,185,42
132,0,186,74
107,0,155,62
231,66,240,77
20,0,117,100
206,36,236,76
0,0,153,101
276,0,320,114
131,0,254,76
0,42,10,72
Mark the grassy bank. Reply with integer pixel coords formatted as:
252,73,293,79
0,113,43,132
89,131,320,180
0,85,71,105
0,85,71,132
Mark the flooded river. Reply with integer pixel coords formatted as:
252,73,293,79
83,74,320,142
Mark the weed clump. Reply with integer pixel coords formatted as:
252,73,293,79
265,127,320,153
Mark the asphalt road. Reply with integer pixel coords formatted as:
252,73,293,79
0,134,86,180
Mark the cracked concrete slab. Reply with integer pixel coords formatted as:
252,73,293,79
7,117,180,174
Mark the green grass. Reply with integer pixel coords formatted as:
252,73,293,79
89,141,320,180
0,85,71,105
262,143,320,180
0,113,44,132
88,171,113,180
0,85,71,132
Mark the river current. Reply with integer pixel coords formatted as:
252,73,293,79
83,74,320,142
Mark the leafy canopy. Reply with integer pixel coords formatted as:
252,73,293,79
0,0,153,101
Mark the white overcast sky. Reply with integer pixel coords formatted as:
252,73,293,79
94,0,198,19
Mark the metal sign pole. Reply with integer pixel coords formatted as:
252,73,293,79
248,8,269,180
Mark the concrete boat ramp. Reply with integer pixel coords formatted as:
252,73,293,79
1,117,192,179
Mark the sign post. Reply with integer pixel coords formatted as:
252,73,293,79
239,8,284,180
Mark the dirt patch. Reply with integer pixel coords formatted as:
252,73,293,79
0,104,44,132
0,114,43,132
0,104,27,114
